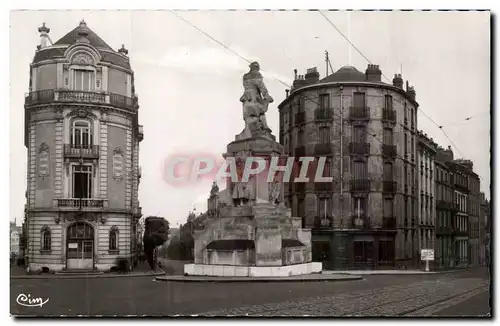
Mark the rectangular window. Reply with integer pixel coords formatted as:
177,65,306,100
73,165,92,198
299,97,305,112
352,197,367,217
384,162,393,181
318,197,332,218
385,95,393,110
410,108,414,125
383,128,393,145
298,129,304,146
353,125,366,143
320,94,330,110
73,70,94,91
353,92,365,109
352,160,367,180
384,198,393,217
319,127,331,143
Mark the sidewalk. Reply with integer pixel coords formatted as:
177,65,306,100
322,268,470,275
10,262,166,279
156,273,362,283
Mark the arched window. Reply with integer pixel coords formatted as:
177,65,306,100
41,226,51,251
109,227,119,251
71,119,93,148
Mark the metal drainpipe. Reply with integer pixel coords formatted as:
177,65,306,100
339,85,344,231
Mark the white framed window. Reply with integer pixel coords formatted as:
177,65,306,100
73,69,95,91
72,165,93,198
71,119,93,148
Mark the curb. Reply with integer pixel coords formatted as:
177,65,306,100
10,270,166,280
154,275,363,283
323,268,472,276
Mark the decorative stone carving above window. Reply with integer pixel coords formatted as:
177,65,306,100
113,147,124,183
72,53,94,66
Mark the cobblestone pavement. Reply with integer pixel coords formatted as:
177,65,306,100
10,267,490,316
200,278,490,316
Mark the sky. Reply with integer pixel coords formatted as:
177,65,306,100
9,10,490,227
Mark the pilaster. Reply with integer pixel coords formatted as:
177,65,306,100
99,114,108,200
29,122,36,208
125,129,132,209
54,119,63,198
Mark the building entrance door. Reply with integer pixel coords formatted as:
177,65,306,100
66,222,94,270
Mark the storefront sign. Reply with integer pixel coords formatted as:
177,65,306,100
38,143,50,178
421,249,435,261
113,147,124,183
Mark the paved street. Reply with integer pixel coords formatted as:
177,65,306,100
10,267,490,317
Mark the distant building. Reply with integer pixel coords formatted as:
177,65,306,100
24,21,143,273
10,221,22,257
479,192,490,266
278,64,419,269
417,131,437,261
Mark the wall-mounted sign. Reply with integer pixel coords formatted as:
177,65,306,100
68,243,78,249
113,147,124,183
38,143,50,178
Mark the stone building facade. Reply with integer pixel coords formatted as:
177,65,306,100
416,131,437,259
278,64,419,269
23,21,143,272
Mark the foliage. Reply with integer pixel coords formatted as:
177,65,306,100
143,216,170,269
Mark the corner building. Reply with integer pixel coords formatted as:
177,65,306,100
278,65,419,269
24,21,143,272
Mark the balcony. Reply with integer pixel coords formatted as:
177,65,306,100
295,146,306,157
381,144,397,158
137,125,144,141
349,142,370,156
314,216,333,230
56,198,106,211
383,181,397,193
382,108,397,123
315,182,333,192
64,144,100,159
350,179,370,192
349,107,370,121
25,90,138,111
315,109,333,121
382,217,397,229
351,216,371,229
295,112,306,125
315,143,333,155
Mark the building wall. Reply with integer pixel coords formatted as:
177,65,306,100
280,81,418,267
24,36,141,273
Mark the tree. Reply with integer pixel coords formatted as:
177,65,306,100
143,216,170,269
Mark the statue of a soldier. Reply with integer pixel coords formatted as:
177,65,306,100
238,62,274,138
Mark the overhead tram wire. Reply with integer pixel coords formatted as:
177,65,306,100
318,10,474,163
169,10,426,164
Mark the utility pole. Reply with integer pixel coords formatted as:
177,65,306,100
340,85,344,231
325,51,329,77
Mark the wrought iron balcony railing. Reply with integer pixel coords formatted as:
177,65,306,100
314,216,333,230
25,90,138,110
63,144,100,159
349,142,370,156
382,217,397,229
295,112,306,125
349,107,370,120
383,180,397,193
351,216,371,229
315,109,333,121
315,143,333,155
350,179,370,192
382,144,397,158
315,182,333,192
56,198,106,210
382,108,397,123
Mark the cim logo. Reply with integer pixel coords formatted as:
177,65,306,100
16,293,49,308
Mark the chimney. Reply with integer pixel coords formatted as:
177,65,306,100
294,69,298,80
392,73,403,89
304,67,319,84
292,74,307,90
365,64,382,82
285,89,290,97
407,85,416,101
37,22,52,49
